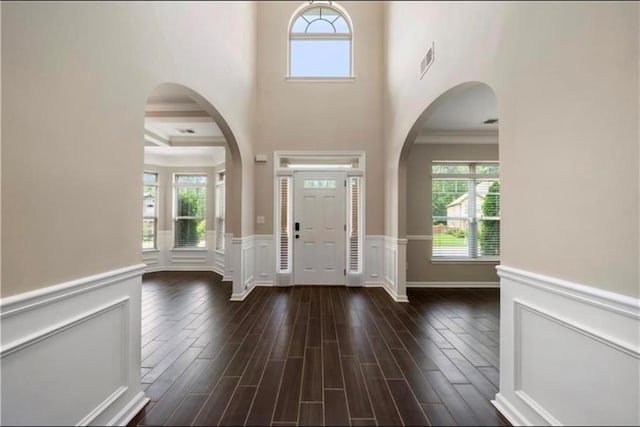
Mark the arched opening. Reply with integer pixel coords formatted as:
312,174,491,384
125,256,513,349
389,81,504,423
397,82,500,277
400,81,500,270
140,82,244,287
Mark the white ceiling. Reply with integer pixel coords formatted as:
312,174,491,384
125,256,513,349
143,85,227,166
421,83,498,133
146,121,224,139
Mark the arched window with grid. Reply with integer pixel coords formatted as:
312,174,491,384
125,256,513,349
288,2,353,78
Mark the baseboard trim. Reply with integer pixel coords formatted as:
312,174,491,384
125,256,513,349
108,391,150,426
230,283,257,301
492,394,530,426
366,281,409,303
407,281,499,288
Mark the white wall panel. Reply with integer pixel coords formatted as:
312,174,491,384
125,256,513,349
0,265,148,426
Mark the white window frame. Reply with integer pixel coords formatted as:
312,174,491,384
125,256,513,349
142,171,159,252
172,173,208,250
215,170,226,253
286,1,355,82
431,162,500,262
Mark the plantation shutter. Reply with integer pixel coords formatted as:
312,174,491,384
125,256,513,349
348,176,361,273
278,176,291,272
215,178,225,251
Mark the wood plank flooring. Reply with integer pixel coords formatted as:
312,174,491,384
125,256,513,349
129,271,509,426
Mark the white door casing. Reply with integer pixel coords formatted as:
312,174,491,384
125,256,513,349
293,171,346,285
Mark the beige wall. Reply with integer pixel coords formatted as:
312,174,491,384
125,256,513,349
2,2,257,297
384,2,639,297
406,143,499,282
254,1,384,235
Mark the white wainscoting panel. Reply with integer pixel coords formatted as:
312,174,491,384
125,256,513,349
0,264,148,426
494,265,640,426
224,233,233,281
364,236,384,285
144,231,218,274
214,250,225,277
368,237,408,302
254,235,275,285
229,236,256,301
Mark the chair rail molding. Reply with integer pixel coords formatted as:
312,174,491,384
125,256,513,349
0,264,148,426
494,265,640,426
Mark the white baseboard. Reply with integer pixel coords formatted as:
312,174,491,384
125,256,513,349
0,264,147,426
497,265,640,426
365,281,409,303
254,282,274,287
144,266,219,274
492,394,529,426
109,391,150,426
407,281,499,288
230,282,257,301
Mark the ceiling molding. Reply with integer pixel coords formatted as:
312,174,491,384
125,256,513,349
415,130,499,145
170,136,226,147
145,100,203,113
144,152,225,168
144,130,170,147
144,111,213,123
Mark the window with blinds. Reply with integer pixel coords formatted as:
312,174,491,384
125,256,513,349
143,172,158,250
174,174,207,248
277,176,291,273
348,176,361,273
215,171,225,252
432,162,500,259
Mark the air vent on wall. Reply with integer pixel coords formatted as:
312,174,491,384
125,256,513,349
420,42,434,79
176,128,196,134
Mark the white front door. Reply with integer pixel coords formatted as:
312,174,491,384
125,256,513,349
293,171,346,285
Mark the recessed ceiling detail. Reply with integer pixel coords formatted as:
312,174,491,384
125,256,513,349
177,128,196,134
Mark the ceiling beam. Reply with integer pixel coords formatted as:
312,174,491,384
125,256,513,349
144,110,213,123
170,136,226,147
144,130,170,147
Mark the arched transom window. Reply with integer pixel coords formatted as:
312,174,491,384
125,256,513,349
288,2,353,78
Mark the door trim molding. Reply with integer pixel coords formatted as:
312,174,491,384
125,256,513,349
273,151,366,287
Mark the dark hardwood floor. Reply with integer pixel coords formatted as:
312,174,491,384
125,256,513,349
129,271,509,426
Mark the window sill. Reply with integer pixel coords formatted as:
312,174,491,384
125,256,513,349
430,258,500,264
171,247,209,252
142,249,159,253
285,76,356,83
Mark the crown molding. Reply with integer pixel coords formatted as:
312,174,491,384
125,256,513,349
415,130,499,145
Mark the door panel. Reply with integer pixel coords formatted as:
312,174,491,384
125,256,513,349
294,171,346,285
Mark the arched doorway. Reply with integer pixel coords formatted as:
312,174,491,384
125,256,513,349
141,83,247,297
